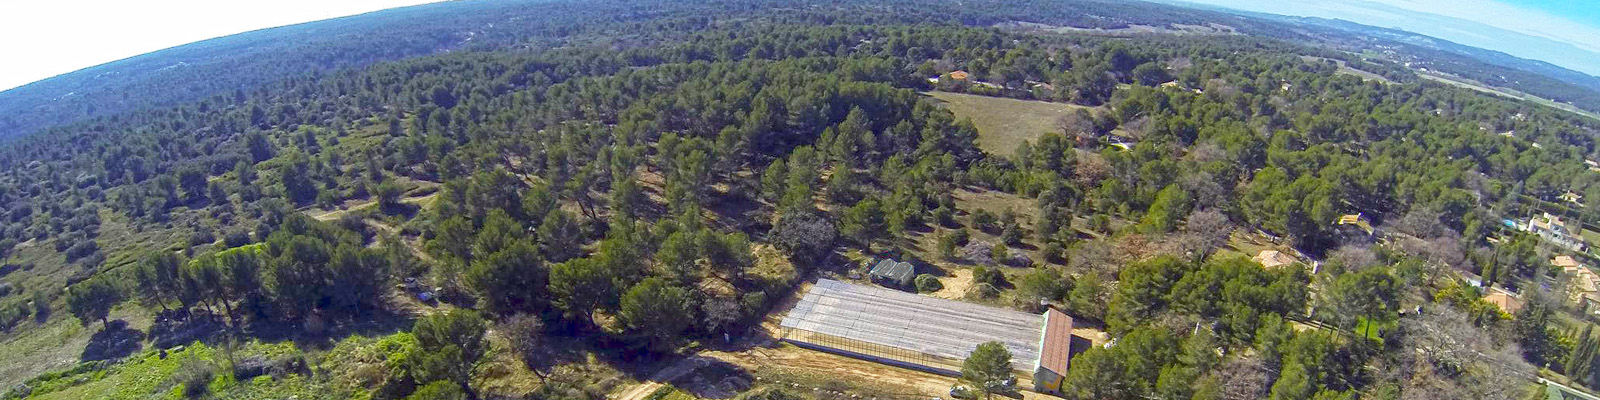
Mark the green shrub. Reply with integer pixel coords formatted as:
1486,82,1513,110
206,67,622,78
973,210,998,233
408,380,465,400
972,283,1000,299
938,234,960,260
972,267,1007,287
989,243,1010,264
951,228,971,246
1041,241,1065,264
173,359,216,399
1000,223,1023,245
915,274,944,293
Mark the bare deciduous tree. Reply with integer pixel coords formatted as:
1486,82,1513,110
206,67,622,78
1389,207,1451,239
1057,108,1097,140
1180,172,1232,212
701,295,742,336
1329,244,1379,271
1178,208,1232,257
1394,307,1537,400
500,313,546,378
1213,356,1270,399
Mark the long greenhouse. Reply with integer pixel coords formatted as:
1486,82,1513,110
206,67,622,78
779,279,1075,391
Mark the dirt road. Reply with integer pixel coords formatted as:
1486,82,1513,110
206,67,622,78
614,356,711,400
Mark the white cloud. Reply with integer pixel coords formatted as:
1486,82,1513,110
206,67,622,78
0,0,443,92
1359,0,1600,54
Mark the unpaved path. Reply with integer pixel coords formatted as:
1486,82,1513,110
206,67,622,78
932,269,973,299
614,356,712,400
308,191,439,222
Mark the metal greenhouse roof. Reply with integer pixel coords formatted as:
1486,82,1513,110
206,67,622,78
780,279,1044,372
870,259,914,282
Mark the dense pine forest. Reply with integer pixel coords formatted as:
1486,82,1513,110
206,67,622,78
4,0,1600,399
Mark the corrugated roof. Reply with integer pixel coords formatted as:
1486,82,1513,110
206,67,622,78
1037,308,1073,377
781,279,1043,372
871,259,914,281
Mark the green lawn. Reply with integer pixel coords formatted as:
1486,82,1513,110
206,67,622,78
925,91,1089,155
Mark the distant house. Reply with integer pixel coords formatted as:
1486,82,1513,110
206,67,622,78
1528,212,1586,252
948,70,971,81
1458,270,1484,288
1106,132,1139,150
1558,257,1600,313
1563,192,1586,207
1334,213,1376,237
1556,255,1581,269
1482,287,1524,315
1253,250,1297,269
869,259,915,288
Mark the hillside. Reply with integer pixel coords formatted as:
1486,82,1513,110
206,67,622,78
3,0,1600,399
0,0,716,141
6,0,1600,141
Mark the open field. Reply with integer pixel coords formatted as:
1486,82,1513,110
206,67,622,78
1419,73,1526,100
925,91,1088,155
1298,55,1392,84
1418,72,1600,121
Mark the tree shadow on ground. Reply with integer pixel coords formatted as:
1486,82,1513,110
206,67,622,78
239,306,416,351
81,319,145,362
521,334,601,378
378,202,421,220
33,305,50,324
147,309,226,349
706,190,768,236
670,358,753,399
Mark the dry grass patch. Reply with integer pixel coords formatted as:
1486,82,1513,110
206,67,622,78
926,91,1090,155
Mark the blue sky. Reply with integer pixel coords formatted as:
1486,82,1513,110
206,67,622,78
1499,0,1600,26
1,0,1597,92
0,0,442,92
1180,0,1600,77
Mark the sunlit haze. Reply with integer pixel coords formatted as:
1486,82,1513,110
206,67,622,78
0,0,445,92
1176,0,1600,76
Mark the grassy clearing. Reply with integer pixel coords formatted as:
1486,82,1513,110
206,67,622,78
1297,55,1392,84
0,207,199,389
0,296,159,390
1419,73,1525,100
1418,72,1600,121
1582,228,1600,249
29,341,310,400
925,91,1087,155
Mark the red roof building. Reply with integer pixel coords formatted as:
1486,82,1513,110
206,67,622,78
1033,308,1074,394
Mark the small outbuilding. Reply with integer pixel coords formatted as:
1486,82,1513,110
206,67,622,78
1253,250,1297,269
1032,308,1074,395
870,259,915,288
